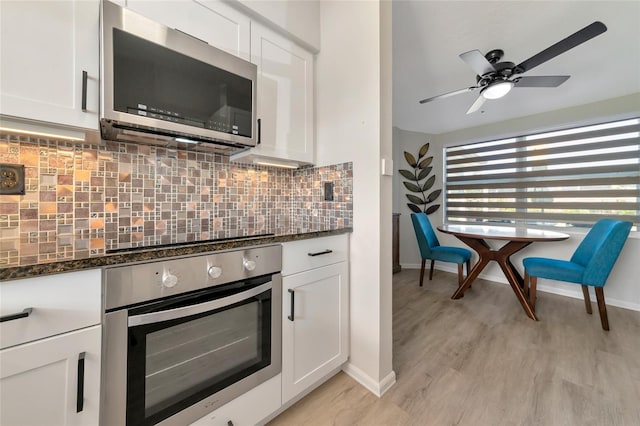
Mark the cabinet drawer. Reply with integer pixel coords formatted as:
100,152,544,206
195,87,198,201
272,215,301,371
0,269,101,350
282,234,348,276
189,373,281,425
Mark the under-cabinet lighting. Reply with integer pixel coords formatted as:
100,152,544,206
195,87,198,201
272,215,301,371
0,121,85,142
174,137,200,144
253,159,299,169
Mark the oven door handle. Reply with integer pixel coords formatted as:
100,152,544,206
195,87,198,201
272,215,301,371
128,282,272,327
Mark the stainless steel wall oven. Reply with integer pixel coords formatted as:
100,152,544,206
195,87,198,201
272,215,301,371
101,245,282,425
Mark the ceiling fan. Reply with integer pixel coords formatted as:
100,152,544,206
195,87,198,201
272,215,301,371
418,21,607,114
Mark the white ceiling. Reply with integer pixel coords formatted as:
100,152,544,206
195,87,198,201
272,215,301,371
392,1,640,135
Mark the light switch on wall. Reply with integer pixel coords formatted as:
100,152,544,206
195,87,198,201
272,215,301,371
381,158,393,176
324,182,334,201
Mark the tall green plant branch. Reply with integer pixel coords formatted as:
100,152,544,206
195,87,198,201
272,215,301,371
400,142,441,215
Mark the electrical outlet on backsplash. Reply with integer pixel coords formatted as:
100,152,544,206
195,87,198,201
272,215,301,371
0,132,353,267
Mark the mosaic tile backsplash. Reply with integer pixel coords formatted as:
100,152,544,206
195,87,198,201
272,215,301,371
0,133,352,267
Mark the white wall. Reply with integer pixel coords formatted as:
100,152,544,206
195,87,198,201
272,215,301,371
316,0,395,396
392,126,440,269
396,93,640,311
378,0,393,393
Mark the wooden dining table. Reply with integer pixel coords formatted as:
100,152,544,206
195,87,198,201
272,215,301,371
437,224,570,320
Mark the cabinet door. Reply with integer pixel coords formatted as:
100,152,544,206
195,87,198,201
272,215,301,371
0,325,101,426
0,0,99,130
282,262,348,404
250,23,314,164
126,0,251,60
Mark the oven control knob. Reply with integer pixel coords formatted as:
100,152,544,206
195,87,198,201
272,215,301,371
243,258,256,271
162,272,178,288
208,266,222,279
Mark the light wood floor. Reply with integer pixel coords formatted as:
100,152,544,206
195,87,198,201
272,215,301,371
268,268,640,426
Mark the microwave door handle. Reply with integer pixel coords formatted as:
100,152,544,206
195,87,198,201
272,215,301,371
128,282,271,327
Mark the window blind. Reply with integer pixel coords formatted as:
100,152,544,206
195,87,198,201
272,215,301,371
444,118,640,229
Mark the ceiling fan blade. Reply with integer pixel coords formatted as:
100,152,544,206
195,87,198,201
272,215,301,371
514,21,607,74
514,75,570,87
466,96,486,114
419,86,477,104
459,50,496,76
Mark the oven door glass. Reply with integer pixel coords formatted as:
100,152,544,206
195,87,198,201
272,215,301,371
125,277,272,426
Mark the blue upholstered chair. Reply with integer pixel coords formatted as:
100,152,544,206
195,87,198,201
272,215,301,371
523,219,632,330
411,213,472,287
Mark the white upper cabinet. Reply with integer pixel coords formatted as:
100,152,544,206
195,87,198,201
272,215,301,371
236,0,320,52
0,0,99,130
125,0,251,60
232,22,315,166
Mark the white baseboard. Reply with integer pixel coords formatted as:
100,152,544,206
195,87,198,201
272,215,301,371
400,263,640,312
342,363,396,397
535,282,640,312
378,370,397,396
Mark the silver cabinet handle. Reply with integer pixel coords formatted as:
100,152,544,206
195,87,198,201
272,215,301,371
0,307,33,323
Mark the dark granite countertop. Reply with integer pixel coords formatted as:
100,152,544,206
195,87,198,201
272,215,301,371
0,228,352,281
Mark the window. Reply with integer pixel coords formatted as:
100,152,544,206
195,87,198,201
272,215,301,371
444,118,640,230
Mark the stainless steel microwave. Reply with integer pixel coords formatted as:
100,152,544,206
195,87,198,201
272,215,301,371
100,1,257,153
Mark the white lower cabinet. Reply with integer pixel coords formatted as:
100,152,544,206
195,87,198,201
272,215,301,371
189,374,282,426
281,235,349,404
0,269,102,426
0,325,101,426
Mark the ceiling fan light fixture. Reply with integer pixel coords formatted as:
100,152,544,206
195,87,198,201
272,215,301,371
481,80,514,99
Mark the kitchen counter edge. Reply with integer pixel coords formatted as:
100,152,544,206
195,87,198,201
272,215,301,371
0,228,353,281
